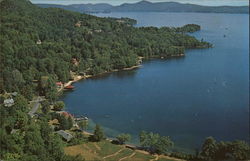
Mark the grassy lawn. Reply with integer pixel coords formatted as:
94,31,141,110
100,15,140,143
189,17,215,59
64,140,184,161
125,151,155,161
108,148,133,160
96,141,122,157
65,140,125,160
64,144,101,160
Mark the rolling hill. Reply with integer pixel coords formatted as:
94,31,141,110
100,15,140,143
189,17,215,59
36,0,249,14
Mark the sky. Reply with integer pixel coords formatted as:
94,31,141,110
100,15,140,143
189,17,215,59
30,0,249,6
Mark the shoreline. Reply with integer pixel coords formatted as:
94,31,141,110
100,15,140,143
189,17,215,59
74,129,186,161
58,54,186,93
58,64,142,93
58,53,191,93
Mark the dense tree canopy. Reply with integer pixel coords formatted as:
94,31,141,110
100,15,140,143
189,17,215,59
0,94,84,161
139,131,174,154
0,0,211,100
91,124,105,142
200,137,250,161
116,133,131,144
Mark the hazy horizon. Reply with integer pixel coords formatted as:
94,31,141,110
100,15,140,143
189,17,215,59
30,0,249,6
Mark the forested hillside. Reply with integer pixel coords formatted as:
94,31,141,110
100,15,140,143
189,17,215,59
0,0,210,100
0,1,210,159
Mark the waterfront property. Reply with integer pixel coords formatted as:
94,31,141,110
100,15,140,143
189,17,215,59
56,130,73,142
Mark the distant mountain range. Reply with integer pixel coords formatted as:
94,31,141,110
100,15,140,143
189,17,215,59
36,3,113,13
36,0,249,14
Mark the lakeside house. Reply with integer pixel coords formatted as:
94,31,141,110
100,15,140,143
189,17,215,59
56,130,73,142
56,82,63,89
94,29,102,33
56,82,63,86
49,119,59,130
75,21,81,27
71,58,78,65
56,111,74,118
36,39,42,45
74,116,88,121
116,20,125,23
87,30,93,35
4,98,14,107
10,92,18,96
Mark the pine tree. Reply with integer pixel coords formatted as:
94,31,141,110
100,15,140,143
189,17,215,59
92,124,105,142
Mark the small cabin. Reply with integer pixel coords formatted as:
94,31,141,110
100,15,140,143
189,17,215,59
36,39,42,45
61,111,74,118
56,82,63,88
4,98,14,107
11,92,18,96
79,72,86,76
116,20,125,23
71,58,78,65
75,21,81,27
87,30,93,35
94,29,102,33
56,130,73,142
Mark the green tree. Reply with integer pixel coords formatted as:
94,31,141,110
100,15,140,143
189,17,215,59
116,133,131,144
13,94,29,112
38,76,57,102
78,120,88,130
58,115,69,130
23,123,47,157
91,124,105,142
15,110,29,129
139,131,173,154
53,101,65,111
200,137,218,160
229,140,250,160
45,76,58,102
48,134,65,161
67,116,74,130
41,100,50,114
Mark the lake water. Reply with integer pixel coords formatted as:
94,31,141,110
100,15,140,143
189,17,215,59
61,12,249,151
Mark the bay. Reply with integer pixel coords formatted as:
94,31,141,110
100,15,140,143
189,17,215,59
61,12,249,151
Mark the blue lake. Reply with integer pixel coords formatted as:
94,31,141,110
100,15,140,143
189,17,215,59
61,12,249,151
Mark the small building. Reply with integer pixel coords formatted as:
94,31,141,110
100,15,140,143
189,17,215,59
36,39,42,45
74,116,88,121
4,98,14,107
116,20,125,23
71,58,78,65
56,82,62,86
75,21,81,27
49,119,59,130
61,111,74,118
79,72,86,76
56,130,73,142
73,123,79,128
56,111,74,118
11,92,18,96
11,129,18,134
87,30,93,35
94,29,102,33
56,82,63,88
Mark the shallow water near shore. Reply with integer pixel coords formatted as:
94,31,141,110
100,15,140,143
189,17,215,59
61,12,249,151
